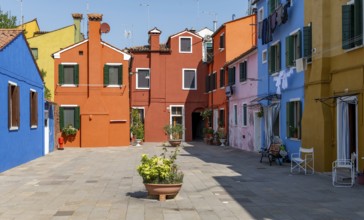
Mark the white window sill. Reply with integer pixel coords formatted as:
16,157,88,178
106,85,123,88
179,51,192,53
9,126,19,131
136,87,150,90
344,44,363,53
182,88,197,90
31,125,38,129
60,84,77,87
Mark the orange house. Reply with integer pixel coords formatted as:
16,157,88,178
207,14,257,132
129,28,208,142
53,14,131,147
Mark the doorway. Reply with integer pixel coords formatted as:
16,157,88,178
192,112,203,140
254,111,262,152
337,96,358,169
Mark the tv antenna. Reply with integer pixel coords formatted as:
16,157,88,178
202,11,218,31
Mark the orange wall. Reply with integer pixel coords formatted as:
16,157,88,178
131,31,207,142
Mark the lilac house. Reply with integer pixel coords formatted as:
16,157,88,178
227,47,260,152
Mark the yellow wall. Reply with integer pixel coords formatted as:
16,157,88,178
303,0,364,172
17,19,40,38
27,25,76,100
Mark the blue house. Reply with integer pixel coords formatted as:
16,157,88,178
253,0,309,156
0,29,44,172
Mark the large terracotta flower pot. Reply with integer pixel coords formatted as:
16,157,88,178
168,139,182,147
144,183,182,201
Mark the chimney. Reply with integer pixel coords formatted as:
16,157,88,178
87,13,103,44
148,27,161,51
72,13,83,43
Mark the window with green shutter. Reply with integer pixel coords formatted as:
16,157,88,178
239,61,247,82
342,0,363,50
58,64,79,85
303,25,312,62
104,64,122,86
286,101,301,139
220,69,225,88
268,42,281,74
205,75,210,93
285,31,302,68
228,67,236,85
269,0,279,14
59,106,80,130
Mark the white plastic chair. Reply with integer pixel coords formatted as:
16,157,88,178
332,153,356,187
290,147,314,175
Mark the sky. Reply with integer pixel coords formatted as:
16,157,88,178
0,0,249,49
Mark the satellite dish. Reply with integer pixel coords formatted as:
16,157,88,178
101,23,110,33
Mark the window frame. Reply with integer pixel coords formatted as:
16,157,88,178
219,32,225,50
136,68,150,90
220,68,225,88
132,107,145,124
286,99,302,139
342,0,363,50
228,66,236,85
239,60,248,83
8,81,20,130
233,104,238,126
104,63,123,87
182,68,197,90
30,89,38,129
269,0,279,14
211,72,217,91
262,49,267,63
242,103,248,127
286,29,302,68
219,108,225,127
268,41,281,74
59,105,80,130
58,62,79,87
179,36,193,53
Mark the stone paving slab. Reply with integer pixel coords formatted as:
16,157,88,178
0,142,363,219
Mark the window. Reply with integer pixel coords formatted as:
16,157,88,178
205,74,210,93
180,37,192,53
204,41,213,62
31,48,38,60
59,106,80,130
268,42,281,74
211,72,217,91
219,33,225,49
303,24,312,62
239,61,247,82
258,7,264,22
269,0,279,14
286,30,302,67
233,105,238,126
170,106,184,139
219,109,225,127
242,104,248,127
342,0,363,50
104,64,122,86
262,49,267,63
136,68,150,89
30,90,38,128
286,100,301,139
220,69,225,88
58,63,79,85
228,67,236,85
8,83,20,130
183,69,196,90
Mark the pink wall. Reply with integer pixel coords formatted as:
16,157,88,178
228,50,258,151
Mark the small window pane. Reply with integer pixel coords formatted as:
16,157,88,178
109,66,119,85
64,66,74,84
184,70,196,89
137,69,150,88
63,108,75,128
180,38,191,52
172,107,183,115
31,48,38,60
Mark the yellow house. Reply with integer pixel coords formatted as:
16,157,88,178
20,14,83,100
17,19,40,38
303,0,364,172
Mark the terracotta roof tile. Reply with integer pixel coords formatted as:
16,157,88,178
129,44,170,52
0,29,22,50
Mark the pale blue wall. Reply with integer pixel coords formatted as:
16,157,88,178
0,33,44,172
256,0,304,155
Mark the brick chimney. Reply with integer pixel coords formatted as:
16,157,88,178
72,13,83,43
148,27,161,51
88,13,102,44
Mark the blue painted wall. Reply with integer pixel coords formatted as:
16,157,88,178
0,33,44,172
256,0,304,155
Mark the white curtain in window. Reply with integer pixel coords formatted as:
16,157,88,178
338,100,349,160
264,103,280,148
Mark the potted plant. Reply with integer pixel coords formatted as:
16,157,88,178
137,147,184,201
131,109,144,146
200,108,212,121
62,124,77,136
217,127,226,147
163,124,184,147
